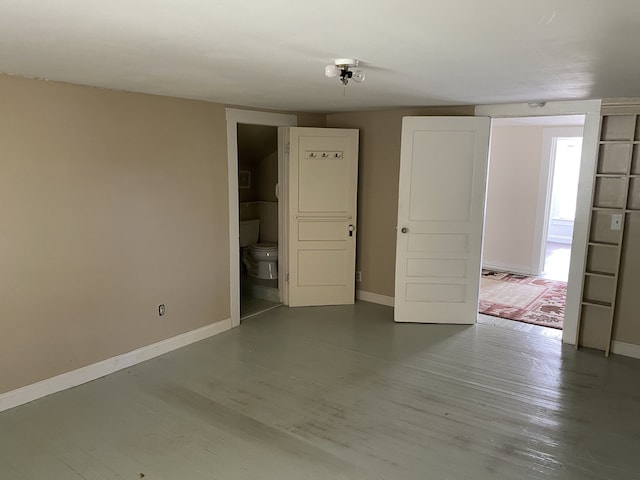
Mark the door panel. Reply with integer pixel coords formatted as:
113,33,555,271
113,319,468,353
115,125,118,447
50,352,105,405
409,132,476,222
298,250,348,285
298,221,345,241
407,258,468,278
288,128,359,307
395,117,490,323
406,284,467,302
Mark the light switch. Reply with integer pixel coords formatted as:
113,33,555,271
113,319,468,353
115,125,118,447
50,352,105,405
611,214,623,231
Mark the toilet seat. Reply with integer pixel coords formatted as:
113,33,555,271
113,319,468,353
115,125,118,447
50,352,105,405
251,242,277,250
251,243,277,253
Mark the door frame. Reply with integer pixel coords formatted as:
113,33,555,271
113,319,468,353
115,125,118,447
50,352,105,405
226,109,297,328
475,100,601,345
531,126,585,275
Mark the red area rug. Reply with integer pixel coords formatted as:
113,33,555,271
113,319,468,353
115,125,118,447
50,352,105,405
478,269,566,330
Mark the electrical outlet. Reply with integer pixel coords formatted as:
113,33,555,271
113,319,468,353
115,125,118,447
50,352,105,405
355,271,362,282
158,304,166,316
611,214,623,231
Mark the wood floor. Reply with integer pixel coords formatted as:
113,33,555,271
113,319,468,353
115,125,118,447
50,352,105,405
1,302,639,479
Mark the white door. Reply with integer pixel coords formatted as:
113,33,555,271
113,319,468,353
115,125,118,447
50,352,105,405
288,127,359,307
394,117,490,323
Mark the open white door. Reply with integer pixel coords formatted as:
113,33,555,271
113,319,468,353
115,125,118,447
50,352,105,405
288,127,359,307
394,117,490,323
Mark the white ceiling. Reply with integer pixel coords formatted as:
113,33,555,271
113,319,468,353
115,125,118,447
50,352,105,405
1,0,639,113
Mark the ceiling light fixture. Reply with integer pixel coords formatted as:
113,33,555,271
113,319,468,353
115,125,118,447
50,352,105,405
325,58,365,87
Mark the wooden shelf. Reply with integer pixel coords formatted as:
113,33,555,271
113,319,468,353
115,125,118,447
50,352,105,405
581,300,613,309
579,111,637,357
595,174,640,178
588,241,619,248
585,271,616,278
591,207,625,212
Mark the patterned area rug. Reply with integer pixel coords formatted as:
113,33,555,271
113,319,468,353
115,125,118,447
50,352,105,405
479,269,566,330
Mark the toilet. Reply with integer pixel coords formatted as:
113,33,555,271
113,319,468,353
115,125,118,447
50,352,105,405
239,219,278,279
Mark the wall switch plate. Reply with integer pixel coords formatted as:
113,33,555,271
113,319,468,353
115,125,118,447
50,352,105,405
611,214,623,231
355,271,362,282
158,304,166,316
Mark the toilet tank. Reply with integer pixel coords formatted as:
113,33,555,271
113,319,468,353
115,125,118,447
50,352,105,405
239,219,260,247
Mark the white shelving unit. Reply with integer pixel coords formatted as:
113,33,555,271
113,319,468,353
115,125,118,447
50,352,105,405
577,107,640,356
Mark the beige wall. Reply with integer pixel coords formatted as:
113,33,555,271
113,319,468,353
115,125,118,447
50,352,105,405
615,214,640,345
483,126,545,272
297,112,327,128
0,75,231,394
326,106,474,297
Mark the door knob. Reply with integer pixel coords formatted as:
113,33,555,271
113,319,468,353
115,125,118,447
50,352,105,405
401,227,408,234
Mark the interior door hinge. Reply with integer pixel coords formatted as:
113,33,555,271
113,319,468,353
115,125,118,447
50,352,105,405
284,142,290,154
286,273,289,283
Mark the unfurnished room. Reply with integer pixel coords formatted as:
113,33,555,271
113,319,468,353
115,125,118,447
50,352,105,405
1,1,640,479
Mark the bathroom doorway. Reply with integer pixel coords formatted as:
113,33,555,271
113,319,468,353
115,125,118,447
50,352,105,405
237,123,282,319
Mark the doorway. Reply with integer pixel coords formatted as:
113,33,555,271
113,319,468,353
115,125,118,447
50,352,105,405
542,134,583,282
237,124,281,319
226,109,297,327
479,115,585,336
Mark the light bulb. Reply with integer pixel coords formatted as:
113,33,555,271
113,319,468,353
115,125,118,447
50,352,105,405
352,70,365,83
324,64,339,78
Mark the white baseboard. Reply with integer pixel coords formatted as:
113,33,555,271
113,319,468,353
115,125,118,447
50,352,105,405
357,290,395,307
482,262,531,275
547,235,572,244
611,341,640,360
0,318,233,413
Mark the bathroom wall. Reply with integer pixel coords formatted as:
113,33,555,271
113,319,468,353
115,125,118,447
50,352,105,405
256,151,278,202
237,125,279,243
237,124,278,203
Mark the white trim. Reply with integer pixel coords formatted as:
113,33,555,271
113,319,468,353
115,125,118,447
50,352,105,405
0,318,232,413
240,304,282,321
226,109,297,327
531,130,556,275
547,234,572,244
482,262,531,276
531,127,584,275
475,100,601,117
475,100,602,346
277,127,290,306
611,341,640,360
357,290,395,307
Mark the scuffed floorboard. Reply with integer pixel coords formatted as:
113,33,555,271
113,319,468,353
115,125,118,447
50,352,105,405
1,302,639,479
